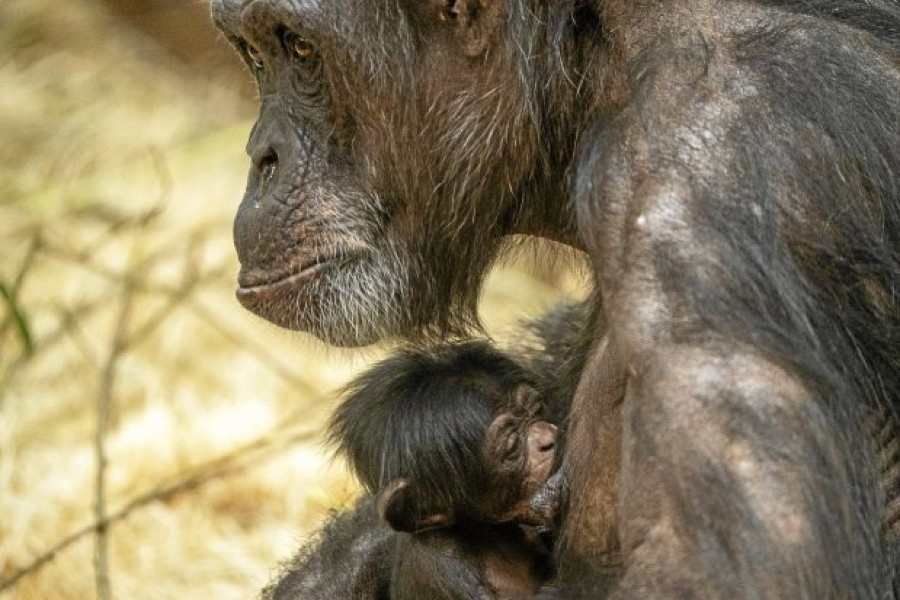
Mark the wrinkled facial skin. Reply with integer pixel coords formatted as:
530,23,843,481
211,0,533,346
477,384,559,526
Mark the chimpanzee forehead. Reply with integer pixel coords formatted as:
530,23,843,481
213,0,403,31
240,0,406,31
217,0,413,75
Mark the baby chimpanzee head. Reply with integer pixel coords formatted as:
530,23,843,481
328,341,558,532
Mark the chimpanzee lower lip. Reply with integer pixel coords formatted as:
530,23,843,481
236,259,331,301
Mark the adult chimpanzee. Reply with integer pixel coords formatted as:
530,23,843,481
327,341,564,598
211,0,900,597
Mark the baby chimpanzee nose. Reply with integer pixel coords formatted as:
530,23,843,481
529,422,557,454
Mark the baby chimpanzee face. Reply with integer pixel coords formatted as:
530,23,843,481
472,383,558,525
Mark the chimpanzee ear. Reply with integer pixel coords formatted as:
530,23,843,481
377,479,455,533
512,382,541,414
437,0,507,57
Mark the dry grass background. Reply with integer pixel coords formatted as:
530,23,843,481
0,2,584,598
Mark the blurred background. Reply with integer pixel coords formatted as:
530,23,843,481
0,1,583,598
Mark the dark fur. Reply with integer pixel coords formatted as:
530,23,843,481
261,496,551,600
213,0,900,597
261,496,394,600
328,341,557,598
390,523,551,600
273,343,557,600
328,341,540,513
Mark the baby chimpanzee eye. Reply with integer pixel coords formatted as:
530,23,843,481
525,394,542,416
503,430,521,461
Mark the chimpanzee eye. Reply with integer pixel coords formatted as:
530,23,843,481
282,30,317,63
503,431,520,461
241,40,265,71
525,395,542,417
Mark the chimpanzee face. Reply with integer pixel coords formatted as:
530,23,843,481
212,0,534,346
475,384,558,523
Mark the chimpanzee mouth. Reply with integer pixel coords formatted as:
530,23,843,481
235,257,335,304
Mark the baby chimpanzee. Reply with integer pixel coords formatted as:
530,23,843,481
327,341,565,599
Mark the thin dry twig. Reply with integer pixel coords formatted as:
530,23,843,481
0,421,321,593
94,280,135,600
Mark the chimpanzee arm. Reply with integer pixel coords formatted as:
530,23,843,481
565,21,894,600
262,496,395,600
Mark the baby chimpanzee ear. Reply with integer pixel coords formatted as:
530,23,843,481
377,479,456,533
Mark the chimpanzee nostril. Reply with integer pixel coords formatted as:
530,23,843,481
253,148,279,175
